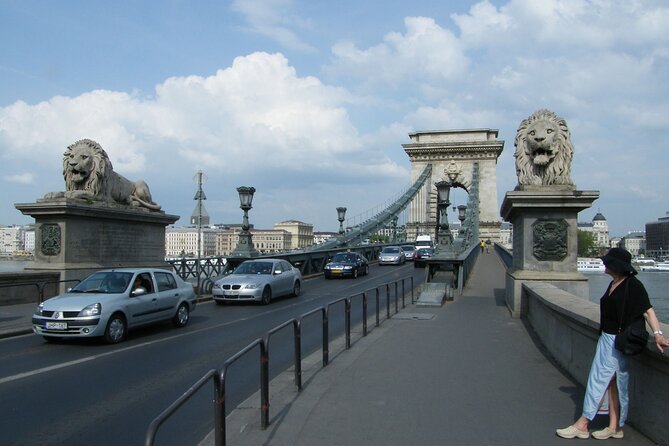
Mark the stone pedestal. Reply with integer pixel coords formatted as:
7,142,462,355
15,199,179,290
500,188,599,317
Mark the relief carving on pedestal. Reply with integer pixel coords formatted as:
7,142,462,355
532,219,568,261
40,223,61,256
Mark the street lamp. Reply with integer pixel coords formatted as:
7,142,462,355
435,181,452,245
232,186,259,257
337,207,347,235
457,204,467,235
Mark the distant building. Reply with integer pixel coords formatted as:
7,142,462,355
215,228,292,256
620,231,645,256
499,221,512,249
314,232,337,245
0,225,21,255
274,220,313,250
578,211,610,252
190,202,210,226
165,227,217,258
645,211,669,259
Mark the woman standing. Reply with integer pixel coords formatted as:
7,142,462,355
557,247,669,440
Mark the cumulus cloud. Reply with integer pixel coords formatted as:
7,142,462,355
326,17,468,90
231,0,316,52
0,52,410,227
4,173,34,185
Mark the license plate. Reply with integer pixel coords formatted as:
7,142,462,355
224,291,239,296
46,322,67,330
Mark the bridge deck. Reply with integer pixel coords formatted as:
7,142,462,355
219,252,655,445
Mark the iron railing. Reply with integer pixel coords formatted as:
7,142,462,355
0,279,81,304
144,275,415,446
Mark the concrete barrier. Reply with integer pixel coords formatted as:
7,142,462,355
523,282,669,445
0,271,62,305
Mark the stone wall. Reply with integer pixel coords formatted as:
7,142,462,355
523,282,669,444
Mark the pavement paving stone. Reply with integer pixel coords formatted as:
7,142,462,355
202,253,657,446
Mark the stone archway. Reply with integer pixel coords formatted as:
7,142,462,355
402,129,504,243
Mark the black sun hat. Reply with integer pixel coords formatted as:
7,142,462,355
600,247,637,275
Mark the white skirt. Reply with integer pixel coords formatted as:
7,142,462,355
582,332,630,425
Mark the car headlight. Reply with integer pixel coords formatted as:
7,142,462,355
244,283,260,290
79,303,101,317
36,303,44,316
324,265,331,270
213,283,222,289
344,265,352,270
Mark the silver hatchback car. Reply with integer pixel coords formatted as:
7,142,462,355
32,268,197,344
212,259,302,305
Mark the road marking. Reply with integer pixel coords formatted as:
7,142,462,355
1,272,417,385
0,300,324,385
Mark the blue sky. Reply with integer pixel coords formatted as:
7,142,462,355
1,0,668,235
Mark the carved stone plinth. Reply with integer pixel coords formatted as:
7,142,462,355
15,199,179,290
500,189,599,317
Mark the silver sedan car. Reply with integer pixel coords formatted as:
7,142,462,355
378,246,406,266
212,259,302,305
32,268,197,344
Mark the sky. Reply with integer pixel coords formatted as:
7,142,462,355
1,0,668,236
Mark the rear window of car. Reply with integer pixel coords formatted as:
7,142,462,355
382,247,400,253
155,272,178,291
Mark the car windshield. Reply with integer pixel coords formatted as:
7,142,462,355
401,246,414,252
382,247,400,254
332,253,356,263
234,261,274,275
70,272,133,294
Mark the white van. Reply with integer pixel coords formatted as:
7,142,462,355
415,235,433,248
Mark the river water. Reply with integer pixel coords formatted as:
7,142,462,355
1,261,668,320
585,271,669,321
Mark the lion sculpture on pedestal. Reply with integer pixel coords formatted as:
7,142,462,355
514,109,574,188
45,139,161,211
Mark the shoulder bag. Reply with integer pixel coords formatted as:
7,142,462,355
614,279,649,355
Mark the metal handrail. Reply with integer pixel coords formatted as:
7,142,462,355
144,369,222,446
0,279,81,304
145,275,415,446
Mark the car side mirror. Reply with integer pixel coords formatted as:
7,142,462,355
131,287,147,297
274,269,282,275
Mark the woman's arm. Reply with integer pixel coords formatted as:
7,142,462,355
644,308,669,353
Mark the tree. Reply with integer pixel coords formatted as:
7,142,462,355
577,230,598,257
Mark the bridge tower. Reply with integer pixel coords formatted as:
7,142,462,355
403,129,504,244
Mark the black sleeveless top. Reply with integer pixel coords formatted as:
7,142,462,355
600,275,651,335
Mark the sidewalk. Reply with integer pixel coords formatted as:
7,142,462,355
0,302,36,338
211,253,656,446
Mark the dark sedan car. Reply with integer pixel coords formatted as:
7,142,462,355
413,247,434,268
324,252,369,279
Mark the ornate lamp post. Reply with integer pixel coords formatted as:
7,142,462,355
457,205,467,235
337,207,347,235
435,181,452,246
232,186,259,257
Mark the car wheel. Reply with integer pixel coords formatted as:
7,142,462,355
261,286,272,305
292,281,301,297
173,303,190,327
104,313,127,344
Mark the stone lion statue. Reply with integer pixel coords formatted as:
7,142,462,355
44,139,161,211
514,109,574,187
